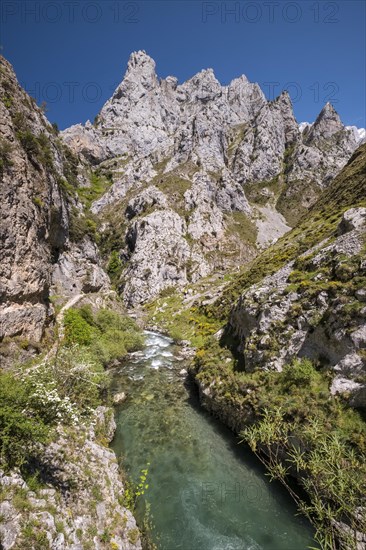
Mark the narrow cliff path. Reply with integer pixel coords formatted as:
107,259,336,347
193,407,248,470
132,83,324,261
21,293,85,373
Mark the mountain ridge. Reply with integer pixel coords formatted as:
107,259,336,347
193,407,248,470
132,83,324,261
60,50,362,306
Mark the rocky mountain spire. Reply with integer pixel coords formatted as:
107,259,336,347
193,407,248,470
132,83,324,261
306,102,344,142
270,90,300,145
123,50,159,90
109,50,159,104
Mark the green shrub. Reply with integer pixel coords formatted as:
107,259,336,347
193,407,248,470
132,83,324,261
13,488,33,511
77,171,112,210
63,306,144,365
90,332,127,365
0,137,12,176
20,519,50,550
107,250,123,285
2,95,12,108
145,292,220,347
78,304,95,326
100,529,111,543
94,308,135,333
57,177,75,197
127,528,140,544
32,196,44,208
90,308,144,362
63,308,95,346
16,130,39,158
0,372,50,470
121,330,144,352
281,358,318,387
69,207,99,243
61,145,79,190
36,132,54,170
14,118,55,172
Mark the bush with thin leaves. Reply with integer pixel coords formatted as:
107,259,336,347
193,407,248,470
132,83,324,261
241,408,366,550
63,308,95,346
0,372,50,470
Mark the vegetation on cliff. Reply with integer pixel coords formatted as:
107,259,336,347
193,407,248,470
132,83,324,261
0,303,144,548
0,305,143,474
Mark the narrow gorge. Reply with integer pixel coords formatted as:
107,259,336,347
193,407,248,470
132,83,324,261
0,49,365,550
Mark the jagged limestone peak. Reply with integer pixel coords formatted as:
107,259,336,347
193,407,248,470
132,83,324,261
270,90,300,145
179,67,222,102
110,49,159,100
307,101,344,141
127,49,156,70
124,50,158,87
273,90,293,108
316,101,342,126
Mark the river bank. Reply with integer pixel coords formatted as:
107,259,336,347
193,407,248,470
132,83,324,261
0,407,141,550
0,298,145,550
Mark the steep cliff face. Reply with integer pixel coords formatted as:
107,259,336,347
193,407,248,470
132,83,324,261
213,143,366,408
0,56,67,342
0,56,109,343
62,50,361,306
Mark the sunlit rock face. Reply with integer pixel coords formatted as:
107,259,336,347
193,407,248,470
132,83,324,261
60,50,361,306
0,55,110,341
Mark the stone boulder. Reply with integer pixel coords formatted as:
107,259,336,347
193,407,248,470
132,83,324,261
338,207,366,235
125,185,168,219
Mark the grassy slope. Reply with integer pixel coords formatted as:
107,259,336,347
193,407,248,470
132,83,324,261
206,143,366,321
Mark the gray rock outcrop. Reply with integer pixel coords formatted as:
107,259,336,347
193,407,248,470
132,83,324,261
229,207,366,408
123,209,191,305
0,407,141,550
51,238,110,297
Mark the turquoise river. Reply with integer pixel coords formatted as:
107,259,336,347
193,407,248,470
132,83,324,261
111,331,315,550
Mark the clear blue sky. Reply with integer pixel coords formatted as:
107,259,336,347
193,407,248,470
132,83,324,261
1,0,365,130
